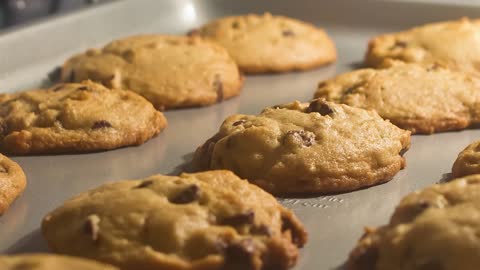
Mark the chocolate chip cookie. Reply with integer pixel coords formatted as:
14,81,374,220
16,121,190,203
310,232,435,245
61,35,243,110
366,18,480,77
0,154,26,215
42,170,307,270
0,81,167,155
190,13,336,73
0,254,119,270
192,99,411,195
452,140,480,177
348,174,480,270
315,60,480,134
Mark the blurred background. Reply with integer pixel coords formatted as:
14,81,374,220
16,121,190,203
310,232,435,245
0,0,113,29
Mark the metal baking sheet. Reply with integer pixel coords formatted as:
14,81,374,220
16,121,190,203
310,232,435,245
1,0,480,269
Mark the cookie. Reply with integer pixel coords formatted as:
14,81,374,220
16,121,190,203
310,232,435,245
452,141,480,177
348,174,480,270
0,81,167,155
0,154,26,215
42,170,307,270
61,35,243,110
314,60,480,134
190,13,336,73
192,99,411,195
366,18,480,77
0,254,119,270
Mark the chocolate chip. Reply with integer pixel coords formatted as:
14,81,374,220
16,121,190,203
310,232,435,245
170,185,200,204
68,70,76,83
77,86,88,91
307,100,334,116
223,239,256,269
48,66,62,83
352,245,379,270
91,120,112,129
417,200,431,210
213,75,224,102
426,63,441,72
390,40,407,49
282,29,295,37
232,119,246,126
399,148,408,157
317,82,327,89
251,224,272,237
52,85,64,92
84,214,101,242
284,130,316,147
187,28,200,36
221,210,255,226
101,74,117,88
0,121,8,136
232,21,240,29
281,216,303,246
134,180,154,189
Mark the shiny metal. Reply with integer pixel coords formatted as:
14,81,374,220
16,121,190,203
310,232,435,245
1,0,480,269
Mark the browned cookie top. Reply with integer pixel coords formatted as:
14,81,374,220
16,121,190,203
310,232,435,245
0,81,166,155
452,140,480,177
0,154,26,215
191,13,336,73
61,35,243,110
42,170,307,270
193,99,410,195
315,61,480,134
366,18,480,77
348,175,480,270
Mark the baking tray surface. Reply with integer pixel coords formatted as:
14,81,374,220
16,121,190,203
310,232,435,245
1,1,480,269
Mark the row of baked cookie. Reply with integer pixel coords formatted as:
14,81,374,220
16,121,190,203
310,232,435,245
4,18,477,209
334,18,480,269
56,13,336,110
0,12,338,155
315,18,480,134
348,141,480,270
189,18,480,197
2,169,308,270
2,140,479,270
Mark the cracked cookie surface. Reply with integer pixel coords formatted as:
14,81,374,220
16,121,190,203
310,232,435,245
190,13,336,73
366,18,480,77
348,175,480,270
41,170,307,270
0,254,119,270
314,61,480,134
0,154,26,215
0,81,167,155
452,141,480,177
61,35,243,110
192,99,411,195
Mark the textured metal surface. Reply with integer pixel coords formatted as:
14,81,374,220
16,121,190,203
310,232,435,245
0,0,480,269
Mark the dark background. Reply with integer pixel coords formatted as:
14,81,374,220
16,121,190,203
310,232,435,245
0,0,112,30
